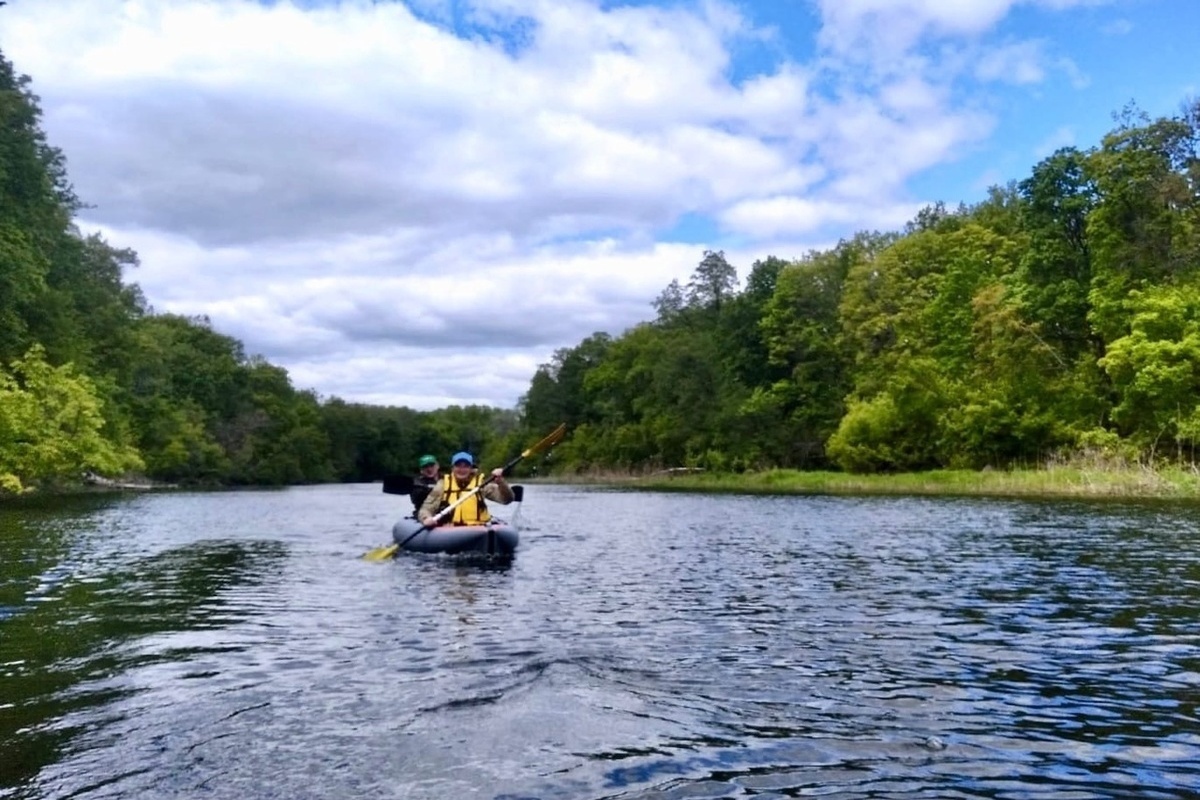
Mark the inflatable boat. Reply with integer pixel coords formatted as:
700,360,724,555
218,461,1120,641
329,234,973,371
391,517,519,556
378,477,528,558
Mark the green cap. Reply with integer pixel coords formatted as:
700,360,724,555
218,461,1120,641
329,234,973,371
418,454,437,468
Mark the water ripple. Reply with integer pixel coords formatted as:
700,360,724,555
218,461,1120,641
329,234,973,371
2,487,1199,798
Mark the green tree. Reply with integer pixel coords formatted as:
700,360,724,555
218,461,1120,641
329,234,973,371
826,357,951,473
686,249,738,313
832,218,1027,469
720,256,787,388
0,51,75,365
225,359,334,485
1086,103,1200,345
1099,285,1200,459
757,240,870,464
947,282,1081,466
0,224,47,362
519,332,612,436
1015,147,1097,361
33,232,146,375
0,345,141,493
124,315,247,481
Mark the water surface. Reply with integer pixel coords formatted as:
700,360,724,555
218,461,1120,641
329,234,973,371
2,485,1198,798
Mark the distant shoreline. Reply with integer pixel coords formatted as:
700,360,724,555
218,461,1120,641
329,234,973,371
529,466,1200,501
9,466,1200,505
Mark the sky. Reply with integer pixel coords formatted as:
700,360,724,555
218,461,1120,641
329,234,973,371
1,0,1197,411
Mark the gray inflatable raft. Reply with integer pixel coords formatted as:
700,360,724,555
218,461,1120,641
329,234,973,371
391,517,519,556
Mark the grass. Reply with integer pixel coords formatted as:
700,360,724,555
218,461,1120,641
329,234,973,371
533,463,1200,501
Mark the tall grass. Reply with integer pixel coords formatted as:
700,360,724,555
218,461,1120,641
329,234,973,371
539,461,1200,500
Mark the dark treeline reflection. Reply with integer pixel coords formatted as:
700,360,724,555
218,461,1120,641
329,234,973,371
1,510,286,793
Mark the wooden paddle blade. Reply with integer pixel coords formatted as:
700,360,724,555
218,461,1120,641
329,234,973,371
362,543,399,561
382,474,414,495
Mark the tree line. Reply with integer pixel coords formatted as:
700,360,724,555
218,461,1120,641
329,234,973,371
518,101,1200,473
0,51,523,493
5,42,1199,492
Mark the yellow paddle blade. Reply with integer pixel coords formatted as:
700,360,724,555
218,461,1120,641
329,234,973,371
362,543,399,562
522,423,567,458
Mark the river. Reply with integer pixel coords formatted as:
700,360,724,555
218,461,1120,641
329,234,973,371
2,484,1198,798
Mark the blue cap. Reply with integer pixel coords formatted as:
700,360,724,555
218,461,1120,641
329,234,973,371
451,451,474,466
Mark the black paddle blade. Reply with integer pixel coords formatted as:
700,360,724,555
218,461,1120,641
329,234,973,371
382,474,414,495
511,484,524,503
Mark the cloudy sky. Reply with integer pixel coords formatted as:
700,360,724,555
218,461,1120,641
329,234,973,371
2,0,1196,410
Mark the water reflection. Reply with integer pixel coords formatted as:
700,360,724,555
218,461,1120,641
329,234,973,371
1,513,287,796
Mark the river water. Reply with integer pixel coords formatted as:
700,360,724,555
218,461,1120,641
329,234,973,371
1,484,1198,799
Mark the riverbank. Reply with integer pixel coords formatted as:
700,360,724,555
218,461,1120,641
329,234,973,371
541,464,1200,500
0,472,181,502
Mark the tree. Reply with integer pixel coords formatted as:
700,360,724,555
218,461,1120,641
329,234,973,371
0,51,74,365
519,332,612,436
686,249,738,313
1086,102,1200,344
1099,285,1200,458
0,345,142,493
652,279,685,323
720,256,787,388
1015,147,1097,362
758,239,874,465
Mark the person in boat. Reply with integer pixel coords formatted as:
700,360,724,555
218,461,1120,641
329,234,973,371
410,454,440,514
418,451,514,527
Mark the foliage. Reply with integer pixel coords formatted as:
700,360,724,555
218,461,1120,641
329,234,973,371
0,346,142,493
1100,285,1200,458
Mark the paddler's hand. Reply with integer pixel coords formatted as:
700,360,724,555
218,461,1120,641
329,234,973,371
490,468,505,482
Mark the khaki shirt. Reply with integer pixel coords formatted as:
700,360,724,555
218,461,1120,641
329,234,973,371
418,474,514,525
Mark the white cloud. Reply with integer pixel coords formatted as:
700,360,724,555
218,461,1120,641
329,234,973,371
1033,125,1076,158
1101,18,1133,36
811,0,1111,99
975,40,1048,84
820,0,1109,31
719,196,921,238
1056,56,1091,89
972,167,1006,192
0,0,1105,409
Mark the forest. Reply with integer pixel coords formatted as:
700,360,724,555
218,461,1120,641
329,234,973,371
517,103,1200,474
3,45,1199,493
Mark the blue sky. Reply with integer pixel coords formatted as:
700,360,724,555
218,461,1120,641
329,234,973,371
1,0,1196,409
904,2,1198,203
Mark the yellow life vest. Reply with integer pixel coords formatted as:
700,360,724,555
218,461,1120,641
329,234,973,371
438,472,491,525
